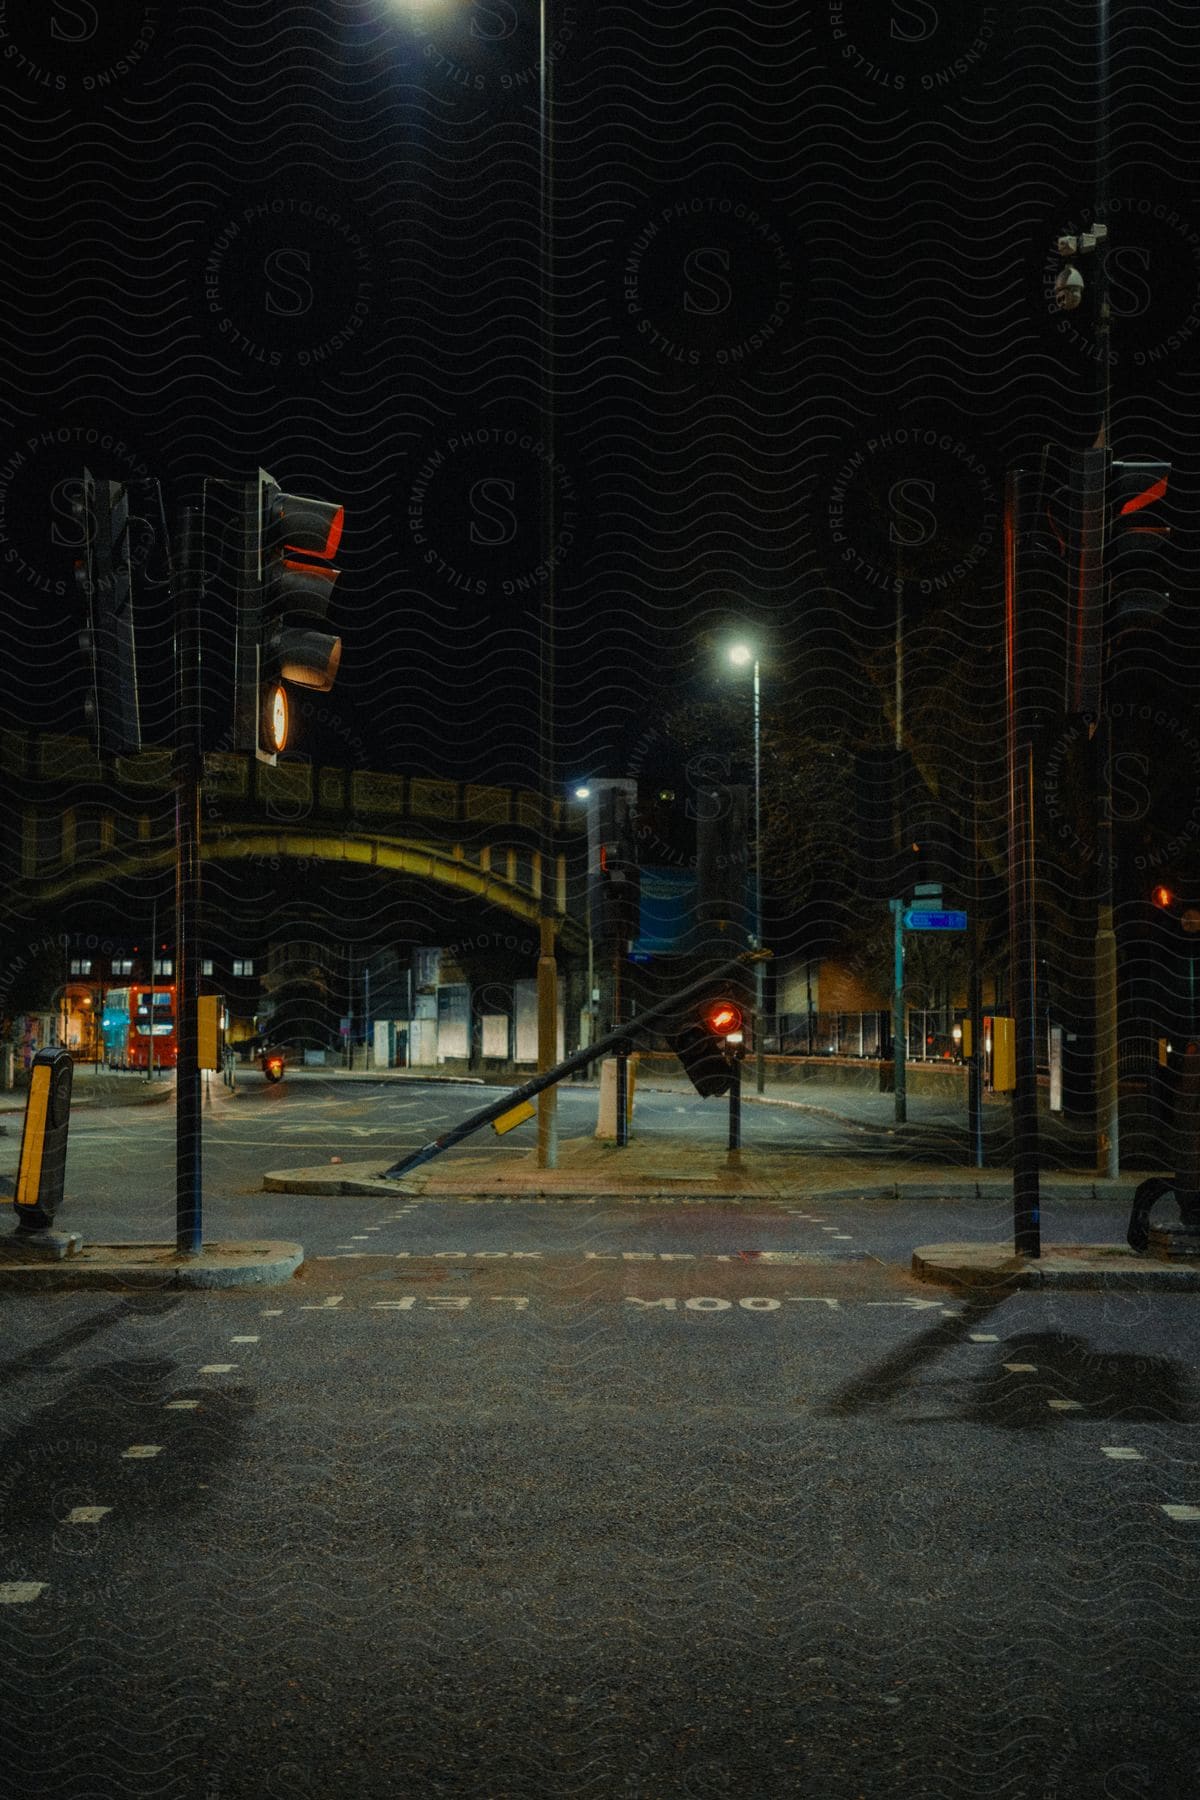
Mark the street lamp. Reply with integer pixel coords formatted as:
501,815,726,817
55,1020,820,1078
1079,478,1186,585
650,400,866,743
727,642,765,1095
570,784,597,1046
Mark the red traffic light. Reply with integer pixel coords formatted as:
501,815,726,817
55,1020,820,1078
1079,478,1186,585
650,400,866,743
703,1000,743,1037
1152,885,1176,909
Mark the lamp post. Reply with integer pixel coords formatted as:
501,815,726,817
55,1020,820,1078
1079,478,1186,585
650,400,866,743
573,785,596,1046
728,644,765,1094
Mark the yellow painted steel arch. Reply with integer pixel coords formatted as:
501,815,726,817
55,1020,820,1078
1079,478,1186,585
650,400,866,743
28,829,585,948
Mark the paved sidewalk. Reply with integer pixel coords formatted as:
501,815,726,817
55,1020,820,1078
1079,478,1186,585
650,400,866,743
0,1237,303,1291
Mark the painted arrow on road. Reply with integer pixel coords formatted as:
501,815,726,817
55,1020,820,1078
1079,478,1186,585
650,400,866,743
865,1298,948,1311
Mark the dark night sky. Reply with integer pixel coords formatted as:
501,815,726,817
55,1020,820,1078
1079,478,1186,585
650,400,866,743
2,1,1200,953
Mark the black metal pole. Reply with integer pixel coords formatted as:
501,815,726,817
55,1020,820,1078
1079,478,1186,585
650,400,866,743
968,771,985,1167
175,506,203,1256
1005,468,1041,1256
728,1055,742,1153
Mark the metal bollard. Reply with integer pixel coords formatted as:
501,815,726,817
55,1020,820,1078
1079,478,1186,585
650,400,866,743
615,1052,628,1149
14,1048,74,1233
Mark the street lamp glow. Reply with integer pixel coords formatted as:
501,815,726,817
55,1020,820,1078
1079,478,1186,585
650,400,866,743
573,785,591,799
728,643,753,667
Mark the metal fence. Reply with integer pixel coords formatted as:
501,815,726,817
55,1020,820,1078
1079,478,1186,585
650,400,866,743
775,1009,961,1062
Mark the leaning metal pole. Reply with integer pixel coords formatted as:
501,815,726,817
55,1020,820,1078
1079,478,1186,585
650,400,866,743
382,954,758,1181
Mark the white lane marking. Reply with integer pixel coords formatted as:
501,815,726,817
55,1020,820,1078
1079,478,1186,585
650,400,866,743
1047,1399,1083,1412
300,1297,344,1310
230,1336,259,1344
350,1235,371,1241
199,1364,237,1374
164,1399,200,1410
0,1582,46,1603
1162,1505,1200,1521
866,1299,943,1311
969,1334,1000,1342
261,1309,283,1317
1102,1447,1144,1461
1003,1363,1037,1372
121,1445,163,1459
373,1299,417,1310
64,1506,111,1524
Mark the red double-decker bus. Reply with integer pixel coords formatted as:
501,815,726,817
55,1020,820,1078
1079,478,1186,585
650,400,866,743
100,985,178,1070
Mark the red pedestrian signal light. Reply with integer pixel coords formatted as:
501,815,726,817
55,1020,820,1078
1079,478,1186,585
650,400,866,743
1153,884,1175,910
704,1001,742,1037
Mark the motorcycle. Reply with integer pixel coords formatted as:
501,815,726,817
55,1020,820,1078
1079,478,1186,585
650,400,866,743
261,1048,286,1083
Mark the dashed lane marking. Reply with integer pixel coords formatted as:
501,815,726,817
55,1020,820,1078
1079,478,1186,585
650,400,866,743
1047,1399,1084,1412
1162,1505,1200,1521
0,1582,46,1604
261,1309,283,1317
64,1507,111,1524
299,1296,344,1310
120,1445,163,1459
1102,1447,1144,1461
230,1336,259,1344
164,1400,200,1410
1004,1363,1037,1373
969,1334,1000,1343
199,1364,237,1374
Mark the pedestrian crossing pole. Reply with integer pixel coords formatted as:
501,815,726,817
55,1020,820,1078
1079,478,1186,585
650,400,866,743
174,506,203,1256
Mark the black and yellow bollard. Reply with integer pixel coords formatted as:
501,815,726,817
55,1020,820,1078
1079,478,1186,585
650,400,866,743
14,1048,74,1236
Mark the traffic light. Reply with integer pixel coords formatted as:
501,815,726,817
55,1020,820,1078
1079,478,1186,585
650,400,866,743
74,467,141,756
1151,883,1200,932
695,783,751,938
1107,457,1171,626
670,997,744,1097
233,470,344,761
588,782,641,943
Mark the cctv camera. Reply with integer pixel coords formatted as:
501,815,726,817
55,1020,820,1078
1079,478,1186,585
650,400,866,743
1055,265,1084,311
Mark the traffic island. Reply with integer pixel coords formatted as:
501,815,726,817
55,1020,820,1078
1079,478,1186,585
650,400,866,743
912,1241,1200,1292
0,1237,304,1290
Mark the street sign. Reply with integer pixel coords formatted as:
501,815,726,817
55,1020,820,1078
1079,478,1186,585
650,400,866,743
903,909,968,931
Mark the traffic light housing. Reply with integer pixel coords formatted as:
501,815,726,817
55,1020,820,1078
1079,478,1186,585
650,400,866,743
695,783,751,938
1107,457,1171,627
233,470,344,761
589,782,641,944
74,467,141,756
670,997,744,1097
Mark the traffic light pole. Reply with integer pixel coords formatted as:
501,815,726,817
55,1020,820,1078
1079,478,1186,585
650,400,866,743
1005,468,1041,1257
535,0,558,1170
174,506,203,1257
968,774,985,1168
890,898,906,1124
1096,711,1120,1178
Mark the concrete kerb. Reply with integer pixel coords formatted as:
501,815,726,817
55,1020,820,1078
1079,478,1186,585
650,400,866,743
262,1159,1140,1204
912,1241,1200,1292
0,1238,304,1291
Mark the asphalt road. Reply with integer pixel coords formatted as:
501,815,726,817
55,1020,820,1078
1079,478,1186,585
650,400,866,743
1,1080,1197,1797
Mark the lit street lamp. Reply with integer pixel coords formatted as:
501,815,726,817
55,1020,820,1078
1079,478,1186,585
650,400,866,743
572,784,598,1046
728,643,765,1095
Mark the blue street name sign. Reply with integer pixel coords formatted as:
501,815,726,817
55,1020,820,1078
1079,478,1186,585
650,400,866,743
903,909,968,931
